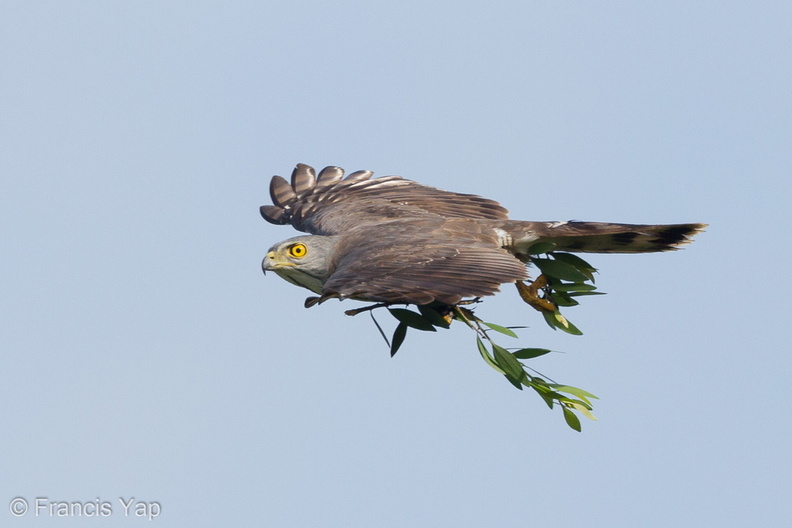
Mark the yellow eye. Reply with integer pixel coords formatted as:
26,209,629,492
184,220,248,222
287,243,308,258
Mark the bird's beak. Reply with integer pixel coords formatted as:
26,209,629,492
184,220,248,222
262,250,295,274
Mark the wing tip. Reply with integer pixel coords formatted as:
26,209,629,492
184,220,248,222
260,204,287,224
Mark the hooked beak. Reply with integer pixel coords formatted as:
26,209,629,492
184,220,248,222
262,250,295,274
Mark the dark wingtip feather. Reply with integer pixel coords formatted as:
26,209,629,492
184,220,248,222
260,205,287,224
316,166,344,187
344,169,374,182
269,175,297,208
291,164,317,195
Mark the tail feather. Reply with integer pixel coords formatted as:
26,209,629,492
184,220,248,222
508,221,708,255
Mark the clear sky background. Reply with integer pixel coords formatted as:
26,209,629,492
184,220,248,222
2,1,790,526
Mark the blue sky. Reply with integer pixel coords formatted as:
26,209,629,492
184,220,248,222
2,1,790,526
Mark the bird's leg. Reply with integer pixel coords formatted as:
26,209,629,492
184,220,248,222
305,293,341,308
456,297,481,306
443,297,482,325
516,275,557,313
344,302,394,316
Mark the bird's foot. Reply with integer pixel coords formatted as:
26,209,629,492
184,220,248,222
516,275,557,313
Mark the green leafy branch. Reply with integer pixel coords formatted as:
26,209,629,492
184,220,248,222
345,251,604,431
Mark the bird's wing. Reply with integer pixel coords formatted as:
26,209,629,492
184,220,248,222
260,164,509,235
320,219,528,305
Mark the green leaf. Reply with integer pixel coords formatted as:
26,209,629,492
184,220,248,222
390,322,407,357
569,402,597,421
492,344,526,387
549,291,579,307
552,253,597,282
526,380,568,409
557,317,583,336
512,347,552,359
531,258,590,282
552,252,596,270
476,337,505,375
541,310,558,330
503,375,524,390
551,283,597,292
550,385,599,401
567,291,606,297
482,321,518,338
529,385,556,409
526,242,557,255
388,308,437,331
370,288,600,430
417,304,451,329
542,310,583,335
562,407,582,432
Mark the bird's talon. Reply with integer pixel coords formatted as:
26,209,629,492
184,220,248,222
516,277,557,313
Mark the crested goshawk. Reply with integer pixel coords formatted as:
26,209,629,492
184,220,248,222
260,164,705,307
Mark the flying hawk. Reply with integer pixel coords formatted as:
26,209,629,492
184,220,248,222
260,164,705,307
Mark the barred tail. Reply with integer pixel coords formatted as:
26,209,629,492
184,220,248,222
508,221,708,255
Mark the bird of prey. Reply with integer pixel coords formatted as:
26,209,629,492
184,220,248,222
260,164,706,308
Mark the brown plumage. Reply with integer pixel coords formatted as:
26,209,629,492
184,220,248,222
261,164,706,306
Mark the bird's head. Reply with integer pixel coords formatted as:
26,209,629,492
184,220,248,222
262,235,337,294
